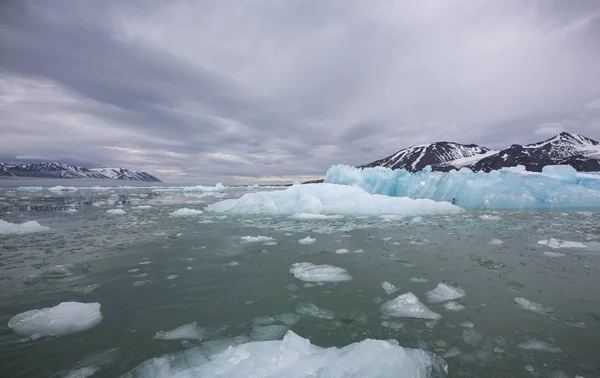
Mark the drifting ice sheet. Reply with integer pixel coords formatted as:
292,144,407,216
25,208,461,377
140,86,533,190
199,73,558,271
123,330,446,378
290,262,352,282
324,164,600,210
207,183,461,216
0,219,50,235
8,302,102,338
380,292,442,320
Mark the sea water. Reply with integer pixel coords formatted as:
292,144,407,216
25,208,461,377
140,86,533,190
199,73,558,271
0,181,599,377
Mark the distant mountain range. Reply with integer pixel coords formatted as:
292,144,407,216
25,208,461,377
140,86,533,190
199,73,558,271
0,162,162,182
360,132,600,173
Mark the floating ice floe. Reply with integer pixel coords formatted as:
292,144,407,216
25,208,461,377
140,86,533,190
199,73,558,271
543,251,566,257
290,262,352,282
8,302,102,338
295,303,335,319
0,219,50,235
380,292,441,320
183,183,226,192
335,248,350,254
517,338,561,353
514,297,553,315
123,330,447,378
426,283,465,303
537,238,586,249
443,301,466,311
410,277,428,283
381,281,399,295
154,322,203,340
239,235,275,244
206,183,461,216
324,164,600,210
291,213,344,220
49,186,78,192
489,239,503,245
106,209,126,215
298,236,316,245
170,208,203,217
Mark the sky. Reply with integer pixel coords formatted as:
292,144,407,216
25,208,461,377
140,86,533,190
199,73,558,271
1,0,600,184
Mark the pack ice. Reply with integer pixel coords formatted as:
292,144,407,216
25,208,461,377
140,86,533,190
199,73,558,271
324,164,600,210
207,183,460,216
123,330,447,378
8,302,102,338
0,219,50,235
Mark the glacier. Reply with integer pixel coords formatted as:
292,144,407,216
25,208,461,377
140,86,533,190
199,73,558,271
324,164,600,210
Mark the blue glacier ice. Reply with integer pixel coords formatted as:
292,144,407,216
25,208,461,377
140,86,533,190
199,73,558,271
324,164,600,210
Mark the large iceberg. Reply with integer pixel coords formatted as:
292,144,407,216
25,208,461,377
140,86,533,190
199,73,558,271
207,183,460,216
324,164,600,210
123,330,447,378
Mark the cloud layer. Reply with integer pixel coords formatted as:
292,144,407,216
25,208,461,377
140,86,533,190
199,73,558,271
1,0,600,183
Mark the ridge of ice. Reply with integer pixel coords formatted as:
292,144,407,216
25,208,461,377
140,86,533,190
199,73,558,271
123,330,447,378
8,302,102,338
170,208,203,217
426,283,466,303
380,292,442,320
0,219,50,235
324,164,600,210
290,262,352,282
207,183,461,216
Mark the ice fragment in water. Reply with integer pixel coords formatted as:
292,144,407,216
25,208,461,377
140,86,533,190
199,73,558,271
517,338,561,353
410,277,428,283
459,321,474,329
380,292,442,320
295,303,335,319
335,248,350,254
461,329,483,347
443,347,460,358
426,283,465,303
123,330,447,378
239,235,275,243
381,281,399,295
537,238,586,249
133,280,151,287
250,325,289,341
514,297,553,315
443,301,465,311
381,320,404,330
8,302,102,338
489,238,503,245
154,322,202,340
290,262,352,282
166,275,178,280
0,219,50,235
107,209,126,215
274,313,301,326
170,208,203,216
298,236,316,245
543,251,566,257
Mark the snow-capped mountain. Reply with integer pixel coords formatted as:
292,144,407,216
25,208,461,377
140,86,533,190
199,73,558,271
360,132,600,172
0,162,162,182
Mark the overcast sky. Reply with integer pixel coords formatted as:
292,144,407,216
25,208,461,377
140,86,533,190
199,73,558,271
1,0,600,183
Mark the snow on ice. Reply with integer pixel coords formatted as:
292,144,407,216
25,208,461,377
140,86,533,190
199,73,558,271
324,164,600,210
290,263,352,282
207,183,461,216
8,302,102,338
0,219,50,235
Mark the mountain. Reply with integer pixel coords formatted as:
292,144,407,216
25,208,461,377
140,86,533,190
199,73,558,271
360,132,600,173
0,162,162,182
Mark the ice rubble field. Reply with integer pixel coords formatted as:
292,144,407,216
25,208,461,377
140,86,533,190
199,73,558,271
324,164,600,210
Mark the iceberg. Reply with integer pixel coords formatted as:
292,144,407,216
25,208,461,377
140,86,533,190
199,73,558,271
8,302,102,338
0,219,50,235
123,330,447,378
207,183,461,216
324,164,600,210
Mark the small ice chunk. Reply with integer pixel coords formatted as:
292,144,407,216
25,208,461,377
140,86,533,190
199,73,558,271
240,235,275,244
253,316,276,326
170,208,203,216
335,248,350,254
8,302,102,338
0,219,50,235
537,238,586,249
443,347,461,358
295,303,335,319
479,214,501,220
514,297,553,315
227,261,239,267
489,239,503,245
154,322,202,340
443,301,465,311
298,236,316,245
426,283,465,303
517,338,561,353
381,281,399,295
133,280,151,287
166,275,178,280
381,320,404,330
462,329,483,347
353,249,364,253
543,251,566,257
107,209,126,215
459,321,474,329
382,237,393,241
410,277,428,283
290,262,352,282
250,325,289,341
380,292,441,320
64,208,79,214
274,313,301,326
